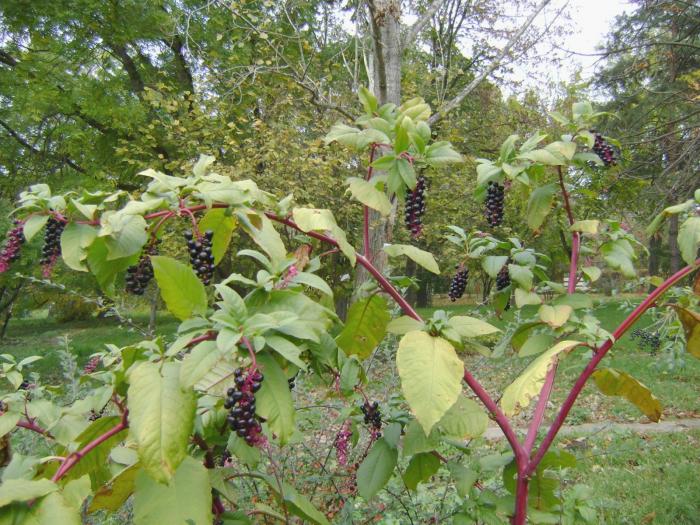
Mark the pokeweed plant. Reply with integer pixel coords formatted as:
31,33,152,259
0,92,698,525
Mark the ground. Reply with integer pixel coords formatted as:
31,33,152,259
1,296,699,523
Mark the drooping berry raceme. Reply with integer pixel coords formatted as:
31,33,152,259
225,367,265,447
495,262,511,291
631,329,662,353
449,266,469,302
0,220,25,273
484,181,505,227
83,355,101,374
360,400,382,434
335,420,352,467
185,230,215,285
125,242,159,295
591,130,617,167
40,217,66,277
404,175,426,238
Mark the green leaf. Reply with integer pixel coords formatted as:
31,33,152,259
678,216,700,265
292,208,355,265
552,293,593,310
526,183,558,230
22,215,49,241
199,209,237,265
370,155,396,170
134,456,212,525
336,296,391,360
447,316,500,338
127,361,195,483
339,355,361,395
518,149,566,165
323,123,362,147
403,452,440,490
291,271,333,296
180,341,224,388
519,333,555,357
402,419,440,456
100,212,148,260
265,335,307,370
545,140,576,160
60,223,97,271
482,255,508,278
387,316,425,335
447,462,478,497
582,266,602,282
28,491,82,524
396,157,416,188
88,464,140,513
357,438,397,500
514,289,541,308
438,397,488,439
601,239,637,278
0,412,20,438
0,478,56,506
345,177,392,216
646,199,695,235
570,220,599,234
151,256,208,321
241,214,287,266
260,476,330,525
425,142,463,166
501,340,581,416
397,332,464,434
358,86,378,114
592,368,662,422
538,304,573,328
86,238,137,296
669,306,700,359
508,264,533,290
256,352,295,445
383,244,440,274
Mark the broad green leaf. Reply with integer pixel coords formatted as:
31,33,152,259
501,340,581,416
336,296,391,360
482,255,509,278
518,149,566,165
570,220,599,234
0,478,56,506
572,101,593,120
22,214,49,241
357,438,397,500
192,154,215,177
646,199,695,235
545,140,576,160
447,316,500,338
291,272,333,296
514,288,541,307
592,368,662,422
397,332,464,434
260,476,330,525
292,208,355,265
180,341,224,388
28,491,81,524
396,158,416,188
383,244,440,274
358,86,378,114
582,266,602,282
133,456,212,525
678,216,700,265
438,397,488,439
526,183,558,230
670,306,700,359
538,304,573,328
553,293,593,309
151,256,207,320
425,142,463,166
100,212,148,260
241,214,287,266
403,452,440,490
256,352,295,445
323,123,362,147
601,239,636,278
88,464,140,513
127,361,195,483
0,412,20,438
402,419,440,456
387,316,425,335
447,462,478,497
86,238,137,296
508,264,533,290
60,223,97,271
345,177,392,216
265,335,307,370
198,208,237,264
519,333,555,357
339,355,361,395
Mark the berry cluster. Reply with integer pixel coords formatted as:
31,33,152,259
40,217,65,275
88,408,105,421
484,181,505,227
360,401,382,432
185,230,215,285
287,374,297,391
0,221,25,273
125,243,159,295
404,175,426,238
631,329,661,352
335,421,352,467
496,263,511,291
225,367,264,446
591,130,617,167
83,355,101,374
448,267,469,302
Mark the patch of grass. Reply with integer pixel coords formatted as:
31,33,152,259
571,429,700,524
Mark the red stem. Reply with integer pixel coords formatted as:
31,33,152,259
186,331,217,347
523,363,557,454
150,211,175,236
241,335,258,370
526,260,698,476
16,419,51,437
51,412,128,482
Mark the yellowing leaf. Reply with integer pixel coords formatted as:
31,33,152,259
671,306,700,359
592,368,662,421
397,332,464,434
345,177,392,216
501,340,582,416
383,244,440,274
538,304,573,328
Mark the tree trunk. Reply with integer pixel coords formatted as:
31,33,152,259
0,283,22,340
669,214,681,274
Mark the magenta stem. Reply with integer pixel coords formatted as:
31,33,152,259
523,363,557,454
16,419,51,437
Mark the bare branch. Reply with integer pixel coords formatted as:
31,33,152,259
403,0,447,48
428,0,551,125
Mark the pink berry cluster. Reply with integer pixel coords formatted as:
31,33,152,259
335,420,352,466
0,220,25,273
